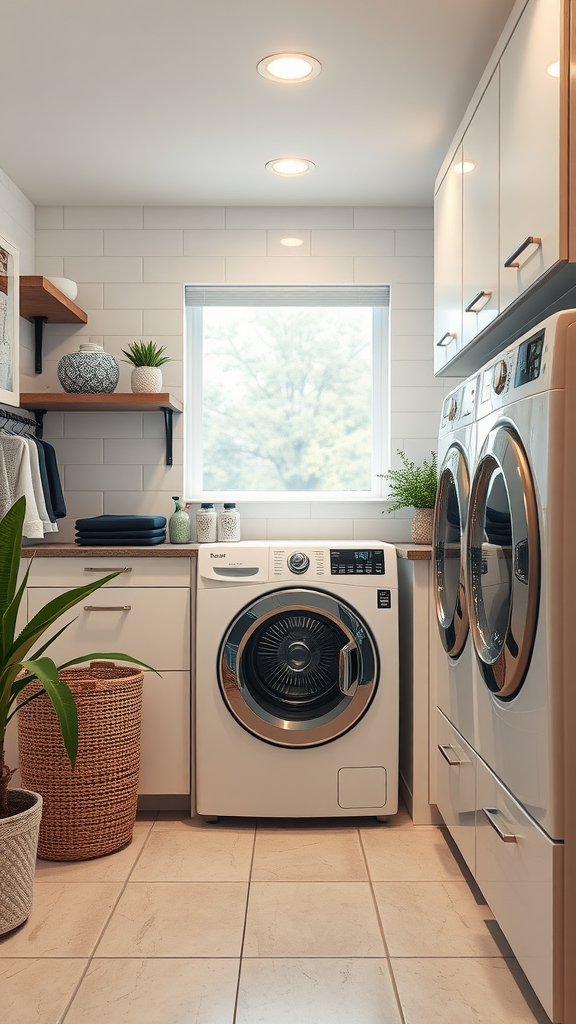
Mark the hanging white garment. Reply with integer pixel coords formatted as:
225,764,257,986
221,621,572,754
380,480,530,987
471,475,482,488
23,438,58,534
0,435,44,538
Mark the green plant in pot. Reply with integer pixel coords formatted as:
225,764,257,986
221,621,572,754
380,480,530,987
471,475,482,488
122,340,171,394
0,496,152,935
380,450,438,544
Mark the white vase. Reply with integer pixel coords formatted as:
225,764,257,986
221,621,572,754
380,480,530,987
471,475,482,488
131,366,163,393
411,507,434,545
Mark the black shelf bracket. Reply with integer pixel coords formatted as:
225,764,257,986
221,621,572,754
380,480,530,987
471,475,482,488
32,316,48,374
34,410,46,439
161,407,174,466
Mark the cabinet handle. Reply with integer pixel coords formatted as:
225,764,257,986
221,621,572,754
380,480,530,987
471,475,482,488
482,807,518,843
438,743,466,766
436,332,457,348
338,641,358,696
503,236,542,268
464,290,492,313
83,567,132,573
83,605,132,612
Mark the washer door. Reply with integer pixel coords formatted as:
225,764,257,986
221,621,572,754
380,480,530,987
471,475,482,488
433,443,470,658
219,587,379,747
467,424,540,700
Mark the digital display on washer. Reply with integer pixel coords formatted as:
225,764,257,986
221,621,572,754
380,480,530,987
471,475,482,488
330,549,385,575
514,330,544,388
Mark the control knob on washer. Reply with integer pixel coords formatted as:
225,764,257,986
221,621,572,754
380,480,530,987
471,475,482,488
492,359,509,395
288,551,310,574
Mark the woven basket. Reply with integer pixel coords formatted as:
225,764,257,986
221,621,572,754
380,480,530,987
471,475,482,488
411,506,434,545
17,661,144,861
0,789,42,935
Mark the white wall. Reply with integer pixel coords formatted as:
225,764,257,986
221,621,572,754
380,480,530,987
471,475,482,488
29,205,456,543
0,167,35,369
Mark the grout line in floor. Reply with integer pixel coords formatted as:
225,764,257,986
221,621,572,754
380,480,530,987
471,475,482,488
57,811,158,1024
358,826,407,1024
231,823,258,1024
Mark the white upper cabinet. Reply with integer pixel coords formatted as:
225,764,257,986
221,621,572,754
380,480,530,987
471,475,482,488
499,0,561,312
462,70,500,346
434,146,462,374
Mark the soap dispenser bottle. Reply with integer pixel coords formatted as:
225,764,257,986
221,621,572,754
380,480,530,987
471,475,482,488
169,496,191,544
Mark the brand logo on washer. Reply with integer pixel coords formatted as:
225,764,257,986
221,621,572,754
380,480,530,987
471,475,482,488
210,553,226,558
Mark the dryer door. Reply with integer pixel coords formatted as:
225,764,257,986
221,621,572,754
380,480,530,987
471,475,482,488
218,587,379,747
467,424,540,699
433,443,470,658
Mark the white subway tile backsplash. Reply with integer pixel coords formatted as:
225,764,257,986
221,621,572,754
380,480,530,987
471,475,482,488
391,308,433,335
225,208,354,229
69,308,143,336
354,207,433,230
104,437,183,466
41,413,64,439
266,519,354,541
392,411,441,438
394,230,434,257
401,438,440,463
236,502,312,520
52,438,103,464
64,256,143,283
74,283,104,309
65,464,143,491
61,491,104,520
310,501,387,520
143,256,225,283
36,230,103,257
184,230,266,257
144,207,225,229
353,518,412,542
354,256,433,284
390,335,433,360
391,360,443,388
104,490,176,517
225,256,354,283
266,230,311,256
143,309,184,335
311,230,394,257
36,207,64,229
391,386,445,413
64,412,142,438
391,283,434,310
104,230,182,257
143,411,184,439
103,283,182,309
35,257,64,277
64,207,143,229
143,464,184,492
233,518,267,541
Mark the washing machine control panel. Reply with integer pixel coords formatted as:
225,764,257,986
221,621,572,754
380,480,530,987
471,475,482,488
330,549,385,576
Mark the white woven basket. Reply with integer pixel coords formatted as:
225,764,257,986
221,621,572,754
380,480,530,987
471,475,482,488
411,506,434,545
0,789,42,935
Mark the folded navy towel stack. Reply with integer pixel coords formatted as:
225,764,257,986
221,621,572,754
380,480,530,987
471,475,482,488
75,515,167,546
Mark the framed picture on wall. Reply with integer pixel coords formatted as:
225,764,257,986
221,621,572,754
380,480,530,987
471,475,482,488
0,234,19,406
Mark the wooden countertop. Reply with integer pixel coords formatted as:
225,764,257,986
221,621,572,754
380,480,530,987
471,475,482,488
21,542,431,559
394,543,432,560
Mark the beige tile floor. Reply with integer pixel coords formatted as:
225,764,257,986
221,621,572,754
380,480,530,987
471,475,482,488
0,803,550,1024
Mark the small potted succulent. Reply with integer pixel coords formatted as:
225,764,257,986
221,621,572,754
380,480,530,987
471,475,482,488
380,450,438,544
122,340,171,393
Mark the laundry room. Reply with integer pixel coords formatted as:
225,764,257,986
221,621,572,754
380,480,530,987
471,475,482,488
0,0,574,1022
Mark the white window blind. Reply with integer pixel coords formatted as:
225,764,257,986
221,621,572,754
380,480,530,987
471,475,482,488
185,284,390,307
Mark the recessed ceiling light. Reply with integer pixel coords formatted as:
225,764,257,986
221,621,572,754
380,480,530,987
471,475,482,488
453,160,476,174
266,158,315,176
547,60,560,78
257,53,321,83
280,237,305,247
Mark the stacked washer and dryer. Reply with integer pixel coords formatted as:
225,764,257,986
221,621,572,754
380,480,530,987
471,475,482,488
433,310,576,1023
195,540,399,820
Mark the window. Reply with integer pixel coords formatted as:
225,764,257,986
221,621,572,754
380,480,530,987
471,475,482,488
185,285,390,500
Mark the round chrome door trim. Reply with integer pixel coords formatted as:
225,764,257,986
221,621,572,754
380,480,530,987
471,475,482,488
432,442,470,658
466,423,540,700
218,586,379,747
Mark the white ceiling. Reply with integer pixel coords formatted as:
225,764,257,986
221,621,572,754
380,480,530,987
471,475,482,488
1,0,517,207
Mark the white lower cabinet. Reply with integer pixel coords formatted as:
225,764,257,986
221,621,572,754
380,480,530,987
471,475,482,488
139,671,190,795
436,709,477,875
476,756,563,1022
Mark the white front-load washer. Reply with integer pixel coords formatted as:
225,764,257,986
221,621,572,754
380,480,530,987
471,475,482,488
195,540,399,818
432,372,478,747
468,310,574,842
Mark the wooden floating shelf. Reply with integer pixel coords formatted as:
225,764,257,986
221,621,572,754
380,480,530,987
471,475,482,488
20,276,87,324
20,393,183,465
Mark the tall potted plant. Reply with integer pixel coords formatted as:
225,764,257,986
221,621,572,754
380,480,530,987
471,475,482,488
0,496,150,934
122,340,171,393
380,450,438,543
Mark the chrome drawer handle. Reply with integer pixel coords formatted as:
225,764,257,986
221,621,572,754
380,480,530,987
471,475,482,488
438,743,466,766
482,807,518,843
84,567,132,573
338,641,358,696
436,332,456,348
503,235,541,268
464,290,492,313
83,605,132,612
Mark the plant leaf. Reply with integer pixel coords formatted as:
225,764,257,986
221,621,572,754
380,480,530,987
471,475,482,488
20,657,78,768
1,557,32,663
29,617,78,661
0,497,26,625
56,652,160,675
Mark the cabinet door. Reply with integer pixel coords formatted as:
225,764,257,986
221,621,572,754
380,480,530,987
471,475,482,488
462,71,500,346
499,0,561,312
139,671,190,795
434,146,463,373
436,710,477,875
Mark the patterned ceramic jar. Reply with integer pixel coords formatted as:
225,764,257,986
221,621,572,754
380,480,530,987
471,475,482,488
218,503,241,542
57,343,119,394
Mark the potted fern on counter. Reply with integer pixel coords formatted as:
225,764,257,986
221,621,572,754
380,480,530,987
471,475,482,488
122,340,171,393
380,450,438,544
0,497,152,935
